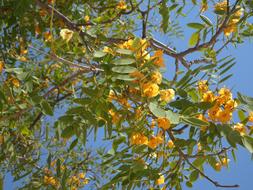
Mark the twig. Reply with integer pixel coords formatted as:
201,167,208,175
177,0,240,57
167,130,239,188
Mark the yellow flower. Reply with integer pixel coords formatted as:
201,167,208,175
20,49,28,55
84,15,90,22
221,158,230,166
197,142,202,152
39,9,47,17
234,7,244,18
130,133,148,145
197,80,208,93
224,99,238,111
156,174,165,185
160,89,175,103
208,106,222,121
11,78,20,88
214,0,228,12
151,50,165,67
233,123,246,136
35,24,41,35
217,110,232,123
202,90,215,102
157,117,171,130
0,61,4,73
142,82,159,98
201,1,208,13
44,31,53,42
0,135,4,145
79,173,86,179
148,135,163,149
151,71,162,84
117,97,131,108
109,109,120,124
134,108,142,119
248,112,253,122
48,0,55,4
218,87,232,101
108,90,117,102
44,176,58,187
117,0,127,10
215,162,222,171
60,29,74,42
224,24,237,36
167,140,175,149
103,46,114,55
150,119,156,129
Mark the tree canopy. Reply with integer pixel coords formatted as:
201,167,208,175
1,0,253,189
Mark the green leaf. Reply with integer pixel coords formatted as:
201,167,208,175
238,110,246,122
189,170,199,182
149,102,166,118
187,23,205,30
41,100,54,116
0,90,7,103
69,138,78,151
56,159,61,177
112,66,137,74
219,74,233,83
166,110,180,124
200,15,213,26
189,32,200,47
116,49,133,55
237,92,253,106
93,51,107,58
61,126,75,139
159,0,170,33
182,117,209,127
149,102,180,124
220,62,236,75
113,58,135,65
192,157,205,168
191,0,197,4
242,136,253,153
112,74,135,81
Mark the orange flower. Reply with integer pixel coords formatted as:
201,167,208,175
151,50,165,67
157,117,171,130
117,0,127,10
60,29,74,42
197,80,208,93
151,71,162,84
0,61,4,73
160,89,175,103
156,174,165,185
167,140,175,149
130,133,148,145
233,123,246,136
141,82,159,98
148,135,163,149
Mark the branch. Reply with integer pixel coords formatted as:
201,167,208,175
167,130,239,188
29,91,75,129
177,0,240,57
29,46,103,72
149,38,190,69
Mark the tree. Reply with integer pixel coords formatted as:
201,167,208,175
1,0,253,189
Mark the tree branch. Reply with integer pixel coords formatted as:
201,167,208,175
167,130,239,188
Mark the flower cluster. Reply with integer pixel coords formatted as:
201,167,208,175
214,0,243,36
198,81,237,124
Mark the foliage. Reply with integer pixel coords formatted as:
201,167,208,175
0,0,253,189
